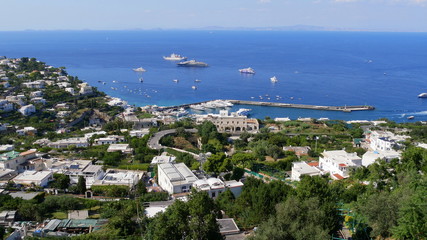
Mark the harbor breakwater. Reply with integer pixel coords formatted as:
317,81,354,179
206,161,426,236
160,100,375,112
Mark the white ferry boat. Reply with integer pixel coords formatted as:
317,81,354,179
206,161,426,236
270,76,278,83
133,67,146,72
418,93,427,98
236,108,251,116
163,53,187,61
239,67,255,74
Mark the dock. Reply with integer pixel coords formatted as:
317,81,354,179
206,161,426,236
228,100,375,112
160,100,374,112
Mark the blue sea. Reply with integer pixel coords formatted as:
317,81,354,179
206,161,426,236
1,30,427,122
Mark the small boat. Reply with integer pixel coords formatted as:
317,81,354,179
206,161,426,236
97,80,102,83
235,108,251,116
407,116,415,120
418,93,427,98
112,80,117,83
194,79,202,83
270,76,278,83
173,79,179,83
102,82,106,85
192,86,197,90
239,67,255,74
139,78,143,83
133,67,146,72
163,53,187,61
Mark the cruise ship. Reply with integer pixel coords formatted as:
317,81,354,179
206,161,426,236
163,53,187,61
177,60,208,67
418,93,427,98
239,67,255,74
133,67,146,72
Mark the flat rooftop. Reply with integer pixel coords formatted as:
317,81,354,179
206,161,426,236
159,163,198,183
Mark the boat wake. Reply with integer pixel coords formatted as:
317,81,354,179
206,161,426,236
401,111,427,116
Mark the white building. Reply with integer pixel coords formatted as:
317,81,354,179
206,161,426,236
31,97,46,105
107,144,133,153
94,135,125,145
0,145,14,152
59,160,105,188
30,91,43,98
57,82,71,88
79,83,93,95
6,96,26,106
291,161,324,181
12,171,53,187
157,163,198,194
0,100,14,112
84,131,107,140
22,80,46,89
130,129,150,138
362,150,401,167
193,178,244,198
18,104,36,116
151,153,176,165
93,169,142,187
16,127,37,136
64,87,75,95
48,138,89,149
319,150,362,180
368,130,410,152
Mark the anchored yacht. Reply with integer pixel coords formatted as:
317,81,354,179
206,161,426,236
133,67,146,72
163,53,187,61
239,67,256,74
177,60,208,67
270,76,278,83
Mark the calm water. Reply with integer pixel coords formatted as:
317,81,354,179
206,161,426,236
1,30,427,122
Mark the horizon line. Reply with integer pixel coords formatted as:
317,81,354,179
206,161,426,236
0,26,426,33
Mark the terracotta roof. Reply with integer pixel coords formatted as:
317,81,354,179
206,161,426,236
20,149,37,156
333,173,344,180
339,163,347,167
307,162,319,167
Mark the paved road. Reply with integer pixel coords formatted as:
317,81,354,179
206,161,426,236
148,128,198,150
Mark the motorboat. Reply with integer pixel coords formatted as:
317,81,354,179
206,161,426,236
163,53,187,61
133,67,146,72
177,60,208,67
173,79,179,83
270,76,278,83
192,86,197,90
418,93,427,98
190,105,205,111
235,108,251,116
239,67,255,74
407,116,415,120
194,79,202,83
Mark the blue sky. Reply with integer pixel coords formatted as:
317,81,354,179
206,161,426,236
0,0,426,31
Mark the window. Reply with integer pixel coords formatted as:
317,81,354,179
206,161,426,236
212,192,216,198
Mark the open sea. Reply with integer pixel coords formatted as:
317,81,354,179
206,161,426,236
1,30,427,122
